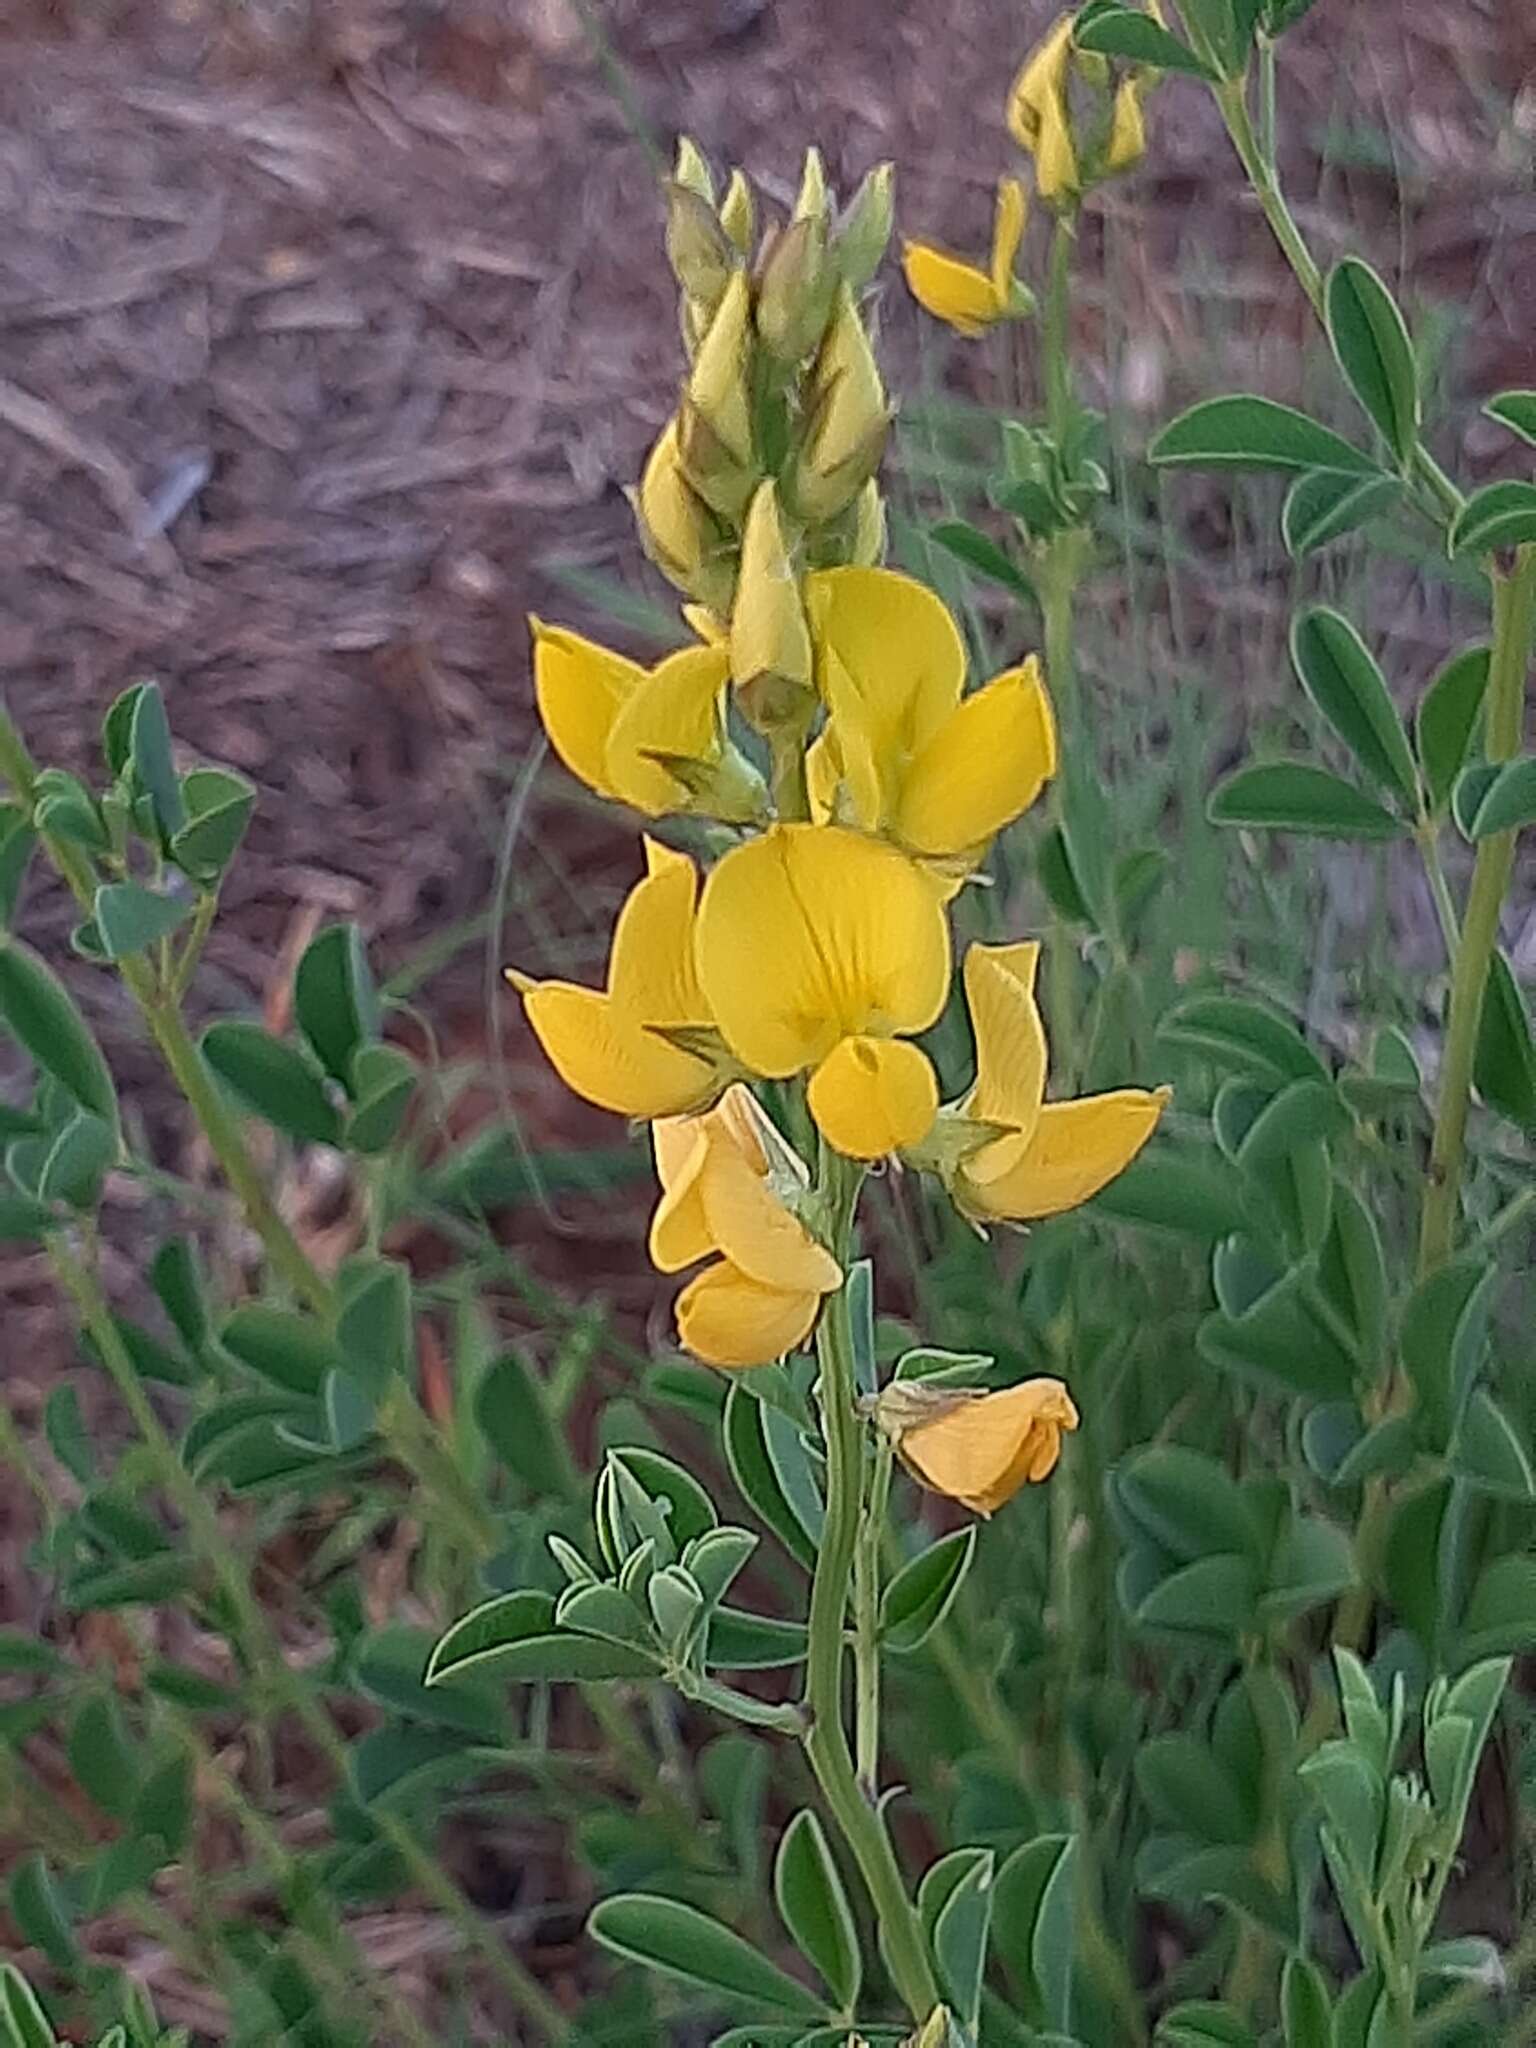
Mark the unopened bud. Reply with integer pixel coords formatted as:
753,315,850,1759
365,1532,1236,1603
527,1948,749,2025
835,161,895,291
792,286,890,523
664,181,737,320
756,214,834,363
633,417,735,613
673,134,715,204
684,269,755,469
730,481,815,735
718,167,756,256
794,144,831,225
851,480,887,566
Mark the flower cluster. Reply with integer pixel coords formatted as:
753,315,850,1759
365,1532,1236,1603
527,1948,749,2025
508,139,1167,1511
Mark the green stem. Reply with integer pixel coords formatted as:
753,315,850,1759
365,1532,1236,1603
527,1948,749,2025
802,1157,939,2026
48,1231,573,2044
1043,209,1077,450
855,1439,893,1798
1418,547,1536,1275
770,726,813,823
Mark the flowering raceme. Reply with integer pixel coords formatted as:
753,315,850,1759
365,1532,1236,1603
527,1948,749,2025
902,176,1032,338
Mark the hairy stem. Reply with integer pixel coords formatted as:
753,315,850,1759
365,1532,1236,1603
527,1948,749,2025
854,1438,892,1798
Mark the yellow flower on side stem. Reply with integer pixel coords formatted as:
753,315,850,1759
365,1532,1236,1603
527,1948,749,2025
805,567,1057,875
531,620,766,825
902,176,1033,338
507,840,732,1121
918,940,1169,1221
1007,14,1080,202
877,1378,1080,1514
650,1085,842,1368
1006,13,1153,205
695,824,950,1161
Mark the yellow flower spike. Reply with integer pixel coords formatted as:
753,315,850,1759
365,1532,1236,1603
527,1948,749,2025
508,840,729,1122
893,1379,1081,1514
652,1084,842,1369
605,643,767,826
730,481,817,736
1007,14,1079,202
935,940,1169,1220
901,177,1031,339
893,655,1058,861
696,824,950,1156
793,286,890,524
529,618,645,801
806,1035,940,1160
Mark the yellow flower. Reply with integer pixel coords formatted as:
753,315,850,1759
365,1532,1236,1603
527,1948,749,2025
891,1379,1080,1513
932,941,1168,1220
902,176,1031,338
1007,14,1080,202
695,824,949,1159
633,416,735,614
508,839,730,1121
650,1084,842,1368
531,620,765,825
805,567,1057,871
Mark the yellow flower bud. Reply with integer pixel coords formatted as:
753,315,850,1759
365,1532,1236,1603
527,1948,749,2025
678,270,758,517
718,167,755,255
665,181,737,320
794,144,831,225
633,416,735,614
835,161,896,291
756,214,834,364
673,134,715,203
729,481,815,735
850,480,887,566
792,286,890,524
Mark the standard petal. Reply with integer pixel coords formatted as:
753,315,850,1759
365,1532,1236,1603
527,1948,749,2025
674,1260,822,1369
605,644,731,816
804,568,965,765
649,1118,713,1272
517,980,715,1120
901,242,999,337
700,1137,841,1291
1005,13,1074,150
807,1035,939,1160
608,840,712,1027
696,825,952,1076
530,619,644,799
900,1378,1078,1513
988,177,1028,302
961,941,1047,1135
895,657,1057,858
964,1086,1170,1219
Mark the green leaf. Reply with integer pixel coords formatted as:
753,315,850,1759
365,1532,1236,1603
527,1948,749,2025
1151,396,1378,476
1157,2003,1258,2046
1261,1515,1356,1622
1136,1736,1250,1845
611,1446,718,1551
1383,1480,1449,1651
1031,1834,1078,2032
102,683,146,780
44,1384,93,1484
1318,1182,1388,1356
170,768,256,883
1134,1554,1260,1639
881,1526,975,1653
336,1255,413,1396
343,1043,417,1152
129,682,185,841
774,1811,860,2012
1300,1742,1383,1885
588,1895,824,2018
202,1021,341,1144
1452,1389,1535,1500
150,1236,209,1355
0,937,117,1124
1400,1258,1495,1443
0,1193,53,1243
352,1623,508,1741
131,1749,193,1856
36,1111,116,1211
219,1306,342,1397
1415,644,1490,810
1090,1142,1247,1239
94,880,194,961
1160,995,1326,1086
1199,1263,1358,1402
1074,5,1217,74
295,923,380,1085
1208,762,1405,840
928,520,1034,599
724,1383,816,1570
0,804,37,929
1485,390,1536,445
475,1349,573,1497
426,1591,658,1686
1465,754,1536,838
1450,479,1536,557
1290,608,1416,803
706,1606,808,1670
1324,258,1420,466
1282,469,1400,557
8,1854,77,1971
68,1694,138,1819
1474,950,1536,1132
0,1962,58,2048
1457,1557,1536,1662
1114,1446,1262,1562
929,1849,995,2033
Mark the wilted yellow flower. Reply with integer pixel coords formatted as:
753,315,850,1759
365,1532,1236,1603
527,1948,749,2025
805,567,1056,872
1006,13,1150,203
884,1378,1080,1513
695,824,949,1160
530,620,765,825
634,417,735,614
793,286,890,524
730,481,817,736
902,176,1031,338
928,941,1168,1220
508,840,730,1121
651,1084,842,1368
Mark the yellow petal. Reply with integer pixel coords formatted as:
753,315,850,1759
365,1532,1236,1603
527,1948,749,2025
1034,99,1079,203
674,1259,822,1369
516,981,714,1120
805,568,965,767
963,1086,1170,1220
687,269,754,465
961,941,1047,1136
701,1135,842,1291
605,644,731,816
988,177,1028,303
696,825,952,1077
895,657,1057,859
531,618,644,799
900,1379,1079,1513
649,1118,714,1271
731,480,814,711
807,1035,939,1160
1006,14,1074,150
901,241,1000,338
682,603,727,645
1104,78,1147,175
608,840,711,1028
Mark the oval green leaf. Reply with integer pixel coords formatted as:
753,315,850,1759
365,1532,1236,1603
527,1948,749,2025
1282,470,1400,557
1474,949,1536,1132
774,1810,861,2012
588,1894,824,2018
1290,608,1416,803
1450,479,1536,557
202,1020,342,1145
880,1525,975,1654
1325,258,1420,466
1208,762,1405,840
1485,390,1536,446
0,937,117,1125
1466,755,1536,838
1150,396,1378,475
1074,5,1217,75
1415,644,1490,810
